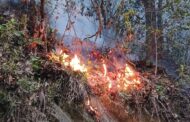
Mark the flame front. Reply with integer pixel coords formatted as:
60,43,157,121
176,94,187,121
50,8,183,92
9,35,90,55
48,44,142,93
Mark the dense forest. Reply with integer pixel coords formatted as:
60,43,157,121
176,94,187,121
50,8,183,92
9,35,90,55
0,0,190,122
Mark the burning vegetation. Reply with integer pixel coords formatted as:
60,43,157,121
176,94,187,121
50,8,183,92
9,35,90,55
48,40,142,94
45,40,154,121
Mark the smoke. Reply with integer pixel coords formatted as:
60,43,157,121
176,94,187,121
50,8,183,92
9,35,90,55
47,0,119,49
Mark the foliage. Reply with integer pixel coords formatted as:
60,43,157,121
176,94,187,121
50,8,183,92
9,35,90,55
163,0,190,65
0,18,25,74
0,18,23,41
177,64,190,84
31,56,43,72
0,91,11,118
123,9,136,28
17,77,39,93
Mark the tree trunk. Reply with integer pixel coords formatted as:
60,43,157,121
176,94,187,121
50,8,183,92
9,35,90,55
142,0,156,61
157,0,163,58
40,0,45,20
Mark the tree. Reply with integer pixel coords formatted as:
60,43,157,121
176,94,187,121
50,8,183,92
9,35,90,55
157,0,163,58
142,0,157,61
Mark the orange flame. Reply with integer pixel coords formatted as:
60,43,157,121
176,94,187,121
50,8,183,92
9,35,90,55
70,55,87,72
86,98,90,106
108,81,112,89
103,63,107,77
125,64,134,77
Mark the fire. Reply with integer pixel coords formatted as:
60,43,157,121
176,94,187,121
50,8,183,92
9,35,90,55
108,81,112,89
103,63,107,77
48,50,69,66
86,98,97,114
125,64,134,77
87,99,90,106
48,42,143,94
48,51,86,72
70,55,87,72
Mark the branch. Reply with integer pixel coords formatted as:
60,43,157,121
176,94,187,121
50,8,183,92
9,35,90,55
84,0,103,41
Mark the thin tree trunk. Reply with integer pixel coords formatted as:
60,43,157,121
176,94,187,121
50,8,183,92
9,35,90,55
40,0,45,20
142,0,157,61
157,0,163,58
